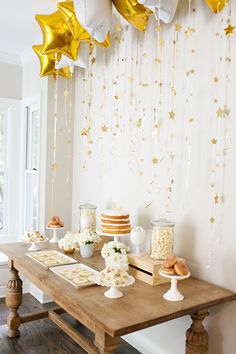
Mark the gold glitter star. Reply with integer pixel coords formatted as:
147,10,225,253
224,23,235,36
159,38,165,47
186,69,195,76
155,57,161,63
137,119,142,128
169,110,175,120
155,25,162,32
170,152,175,161
175,23,182,32
188,117,194,123
91,57,96,64
223,105,230,117
81,128,89,136
214,195,219,204
51,163,58,170
101,125,108,133
139,171,143,176
184,27,195,38
152,157,159,165
211,138,218,144
210,217,215,224
128,76,135,84
213,76,219,82
64,89,69,97
216,107,224,118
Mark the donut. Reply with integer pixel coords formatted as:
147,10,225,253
50,216,60,225
160,266,176,276
165,255,177,268
174,261,189,276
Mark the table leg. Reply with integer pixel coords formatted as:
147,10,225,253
94,326,120,354
186,309,209,354
5,260,23,338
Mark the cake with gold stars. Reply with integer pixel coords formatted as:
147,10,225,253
101,210,131,235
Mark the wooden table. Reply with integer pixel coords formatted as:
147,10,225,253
1,243,236,354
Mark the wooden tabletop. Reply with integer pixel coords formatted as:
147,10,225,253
1,243,236,337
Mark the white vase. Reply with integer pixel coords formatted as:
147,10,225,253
80,243,94,258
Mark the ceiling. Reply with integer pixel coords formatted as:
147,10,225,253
0,0,57,64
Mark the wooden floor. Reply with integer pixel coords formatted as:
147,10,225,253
0,294,141,354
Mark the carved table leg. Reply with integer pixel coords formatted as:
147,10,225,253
94,326,120,354
186,309,209,354
5,260,23,338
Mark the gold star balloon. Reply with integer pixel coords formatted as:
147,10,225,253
35,11,79,60
204,0,228,13
112,0,150,31
57,1,110,48
32,45,71,78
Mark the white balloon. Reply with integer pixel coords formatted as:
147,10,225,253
56,42,90,73
73,0,112,43
138,0,179,24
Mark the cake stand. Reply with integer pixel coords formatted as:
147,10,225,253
47,227,64,244
25,238,49,252
96,230,130,243
91,274,135,299
159,271,191,301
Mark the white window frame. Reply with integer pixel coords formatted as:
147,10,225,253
23,103,40,232
0,106,8,235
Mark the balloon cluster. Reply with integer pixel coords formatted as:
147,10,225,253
33,0,229,78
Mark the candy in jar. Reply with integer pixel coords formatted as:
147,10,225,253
79,203,97,232
150,219,174,260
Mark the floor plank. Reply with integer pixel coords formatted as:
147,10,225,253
0,294,140,354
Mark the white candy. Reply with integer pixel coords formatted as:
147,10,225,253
150,228,173,260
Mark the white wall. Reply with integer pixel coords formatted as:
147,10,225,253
72,1,236,353
0,62,22,99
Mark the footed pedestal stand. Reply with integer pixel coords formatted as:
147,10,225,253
47,227,64,244
159,271,191,301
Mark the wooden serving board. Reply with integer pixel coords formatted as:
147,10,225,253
128,253,184,286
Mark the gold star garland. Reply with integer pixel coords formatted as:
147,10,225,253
207,0,234,268
64,76,73,199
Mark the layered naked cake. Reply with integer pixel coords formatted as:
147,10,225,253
101,210,131,235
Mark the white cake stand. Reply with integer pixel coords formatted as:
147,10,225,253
159,271,191,301
47,227,64,244
91,274,135,299
25,238,49,252
96,230,130,242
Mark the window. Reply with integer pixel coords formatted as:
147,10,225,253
24,105,40,231
0,110,6,232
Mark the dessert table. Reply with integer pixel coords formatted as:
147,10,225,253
1,243,236,354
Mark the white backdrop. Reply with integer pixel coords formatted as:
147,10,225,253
72,1,236,353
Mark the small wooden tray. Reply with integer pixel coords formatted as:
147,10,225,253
128,253,183,286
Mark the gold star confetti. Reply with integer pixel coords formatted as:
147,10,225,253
91,57,96,64
188,117,194,123
175,23,182,32
64,89,69,97
152,157,159,165
213,76,219,82
224,23,235,36
223,105,230,116
214,195,219,204
210,217,215,224
155,57,161,64
169,110,175,120
81,128,89,136
101,125,108,133
184,27,195,38
128,76,135,84
211,138,218,144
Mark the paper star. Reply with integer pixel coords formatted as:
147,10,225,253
152,157,159,165
175,23,182,32
224,23,235,36
169,110,175,120
210,217,215,224
211,138,218,144
214,195,219,204
101,125,108,132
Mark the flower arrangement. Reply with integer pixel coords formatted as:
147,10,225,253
58,232,79,250
101,241,129,259
77,230,101,245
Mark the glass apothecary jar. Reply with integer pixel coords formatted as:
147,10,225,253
150,219,174,260
79,203,97,232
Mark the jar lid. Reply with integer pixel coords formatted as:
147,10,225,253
151,218,174,227
79,203,97,210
